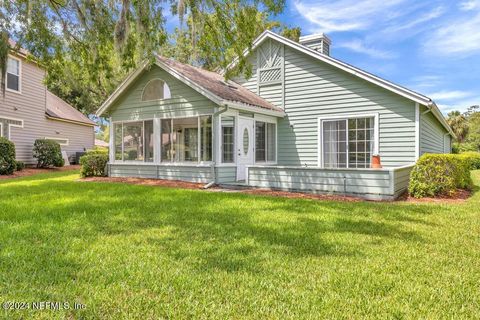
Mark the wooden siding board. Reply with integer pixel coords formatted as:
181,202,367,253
109,164,214,183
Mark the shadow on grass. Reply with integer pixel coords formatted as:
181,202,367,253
0,172,439,292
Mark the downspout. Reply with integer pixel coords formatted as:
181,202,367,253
203,105,229,189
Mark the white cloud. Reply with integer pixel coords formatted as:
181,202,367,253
427,90,474,100
382,6,445,33
459,0,480,11
438,97,480,113
293,0,408,33
337,39,396,59
424,13,480,56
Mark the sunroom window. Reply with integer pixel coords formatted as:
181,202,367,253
255,121,276,162
161,116,212,162
114,120,154,162
221,116,235,163
322,116,374,168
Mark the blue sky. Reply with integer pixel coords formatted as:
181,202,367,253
165,0,480,114
277,0,480,114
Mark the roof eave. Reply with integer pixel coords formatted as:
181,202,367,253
46,114,96,127
222,100,285,117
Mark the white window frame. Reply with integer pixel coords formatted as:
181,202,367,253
318,113,379,168
0,115,24,139
141,78,171,102
112,115,214,165
253,114,277,165
6,55,22,94
45,137,69,146
221,120,235,164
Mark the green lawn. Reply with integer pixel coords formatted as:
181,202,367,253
0,171,479,319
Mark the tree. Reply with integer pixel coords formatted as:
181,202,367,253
447,110,469,143
1,0,290,115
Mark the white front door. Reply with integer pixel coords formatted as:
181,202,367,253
237,117,255,181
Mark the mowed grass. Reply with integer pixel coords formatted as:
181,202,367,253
0,171,479,319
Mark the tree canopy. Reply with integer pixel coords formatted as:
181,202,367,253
0,0,298,115
447,105,480,153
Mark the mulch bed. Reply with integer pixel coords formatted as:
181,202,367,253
401,189,472,204
0,165,81,180
81,176,205,190
241,188,363,202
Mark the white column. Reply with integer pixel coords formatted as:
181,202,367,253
153,118,161,163
109,118,115,163
415,103,420,160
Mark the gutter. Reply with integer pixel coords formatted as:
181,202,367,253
426,101,456,138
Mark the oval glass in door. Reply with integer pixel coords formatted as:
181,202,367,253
243,128,249,155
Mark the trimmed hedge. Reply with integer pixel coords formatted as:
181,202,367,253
409,154,472,198
459,152,480,170
33,139,64,168
0,137,16,175
80,151,108,178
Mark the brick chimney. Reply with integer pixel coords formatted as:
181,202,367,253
299,34,332,56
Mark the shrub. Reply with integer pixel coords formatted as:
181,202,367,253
87,146,108,155
459,152,480,170
79,153,108,177
33,139,64,168
15,161,25,171
0,137,16,175
409,154,472,198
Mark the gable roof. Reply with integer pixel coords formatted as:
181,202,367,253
46,91,95,126
226,30,454,136
97,55,285,117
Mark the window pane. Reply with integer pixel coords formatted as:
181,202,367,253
200,116,212,161
7,58,19,75
171,117,198,162
142,79,171,101
323,120,347,168
347,117,374,168
7,73,19,91
161,119,172,162
123,122,144,161
114,124,123,160
144,120,154,162
221,116,235,163
267,123,276,162
255,122,266,162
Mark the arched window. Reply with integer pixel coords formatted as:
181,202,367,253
141,79,171,101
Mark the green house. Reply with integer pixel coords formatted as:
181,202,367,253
97,31,453,200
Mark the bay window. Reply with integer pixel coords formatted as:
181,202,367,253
322,116,375,168
255,121,276,162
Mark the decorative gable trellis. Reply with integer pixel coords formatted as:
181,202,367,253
256,39,285,108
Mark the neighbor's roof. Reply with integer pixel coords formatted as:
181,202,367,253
226,30,454,136
155,55,281,113
97,56,285,117
46,91,95,126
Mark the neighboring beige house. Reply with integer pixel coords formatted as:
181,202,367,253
1,41,95,164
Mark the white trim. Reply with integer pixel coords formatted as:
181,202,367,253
109,118,115,163
45,137,69,146
0,123,3,137
97,58,285,118
253,119,278,165
5,55,22,94
225,30,453,135
110,162,214,167
317,113,379,168
415,103,420,160
0,115,24,139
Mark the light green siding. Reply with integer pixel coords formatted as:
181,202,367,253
215,166,236,183
109,164,214,183
109,65,215,121
247,165,413,200
236,41,418,167
420,105,449,155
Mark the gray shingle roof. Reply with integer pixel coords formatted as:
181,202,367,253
156,55,283,113
46,91,95,126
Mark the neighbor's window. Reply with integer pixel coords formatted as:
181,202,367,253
6,57,20,92
221,116,235,163
161,116,212,162
255,121,276,162
322,117,374,168
142,79,171,101
114,120,154,162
